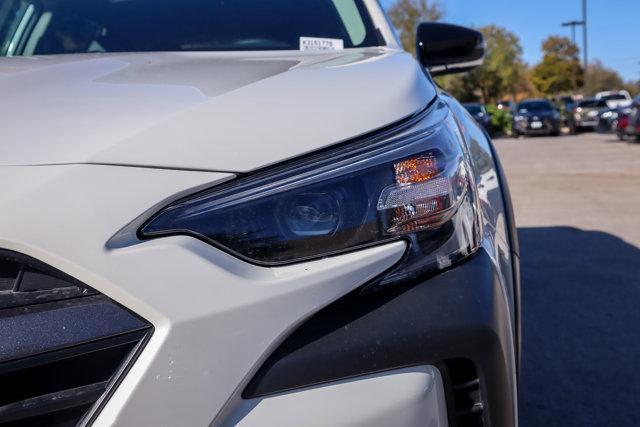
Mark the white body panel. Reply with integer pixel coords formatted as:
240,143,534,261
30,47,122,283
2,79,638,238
231,366,448,427
595,90,633,109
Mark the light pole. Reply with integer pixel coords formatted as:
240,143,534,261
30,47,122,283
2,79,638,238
561,20,583,45
562,20,584,92
582,0,588,72
561,0,588,91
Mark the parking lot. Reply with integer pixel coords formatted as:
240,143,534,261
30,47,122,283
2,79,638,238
494,133,640,425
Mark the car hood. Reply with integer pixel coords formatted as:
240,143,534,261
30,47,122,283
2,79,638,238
0,49,435,172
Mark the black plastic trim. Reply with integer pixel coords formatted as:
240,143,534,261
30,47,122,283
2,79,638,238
487,138,521,378
0,382,108,424
80,329,153,427
0,249,96,311
0,330,148,377
488,141,519,258
0,295,148,364
243,248,516,426
0,249,152,426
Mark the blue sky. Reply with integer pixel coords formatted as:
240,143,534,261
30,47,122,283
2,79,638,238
380,0,640,81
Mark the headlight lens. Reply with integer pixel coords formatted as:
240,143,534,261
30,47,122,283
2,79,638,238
140,101,480,285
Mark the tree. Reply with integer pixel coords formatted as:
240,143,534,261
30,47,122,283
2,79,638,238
584,60,624,95
437,26,529,103
388,0,444,56
531,36,583,96
624,80,640,97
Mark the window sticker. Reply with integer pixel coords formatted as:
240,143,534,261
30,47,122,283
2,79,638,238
300,37,344,52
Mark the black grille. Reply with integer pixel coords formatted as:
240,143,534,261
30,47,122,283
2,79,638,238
443,359,485,427
0,251,95,310
0,250,151,426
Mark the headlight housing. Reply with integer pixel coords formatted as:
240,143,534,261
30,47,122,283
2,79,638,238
140,101,480,287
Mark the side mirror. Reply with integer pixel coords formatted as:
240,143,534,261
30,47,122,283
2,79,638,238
416,22,485,76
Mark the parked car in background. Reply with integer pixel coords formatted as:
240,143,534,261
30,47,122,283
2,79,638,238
616,111,631,140
463,102,493,135
569,98,608,133
621,95,640,140
596,90,632,109
0,0,520,426
512,99,561,137
598,106,632,133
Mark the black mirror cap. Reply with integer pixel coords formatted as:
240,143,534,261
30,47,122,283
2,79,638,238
416,22,485,76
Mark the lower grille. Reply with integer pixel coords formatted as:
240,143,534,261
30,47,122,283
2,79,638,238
0,250,151,426
443,359,485,427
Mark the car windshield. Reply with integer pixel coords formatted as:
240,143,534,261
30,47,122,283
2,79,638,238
464,104,483,115
601,94,628,101
517,101,553,113
579,99,608,108
0,0,380,56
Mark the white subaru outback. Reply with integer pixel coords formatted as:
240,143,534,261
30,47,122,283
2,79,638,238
0,0,520,426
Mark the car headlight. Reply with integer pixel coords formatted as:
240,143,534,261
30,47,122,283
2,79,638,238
140,101,480,289
514,115,525,121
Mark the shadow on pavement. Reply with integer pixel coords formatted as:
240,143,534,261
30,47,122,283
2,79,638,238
519,227,640,426
601,135,640,144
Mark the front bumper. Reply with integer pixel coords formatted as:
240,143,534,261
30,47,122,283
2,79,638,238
242,248,517,427
0,164,516,426
514,119,559,135
234,366,448,427
575,119,598,129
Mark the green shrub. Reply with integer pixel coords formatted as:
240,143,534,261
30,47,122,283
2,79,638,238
486,104,512,135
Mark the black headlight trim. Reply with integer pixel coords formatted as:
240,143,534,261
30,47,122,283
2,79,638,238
139,97,480,284
137,100,438,266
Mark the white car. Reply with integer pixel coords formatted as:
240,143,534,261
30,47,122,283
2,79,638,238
0,1,520,426
595,90,632,109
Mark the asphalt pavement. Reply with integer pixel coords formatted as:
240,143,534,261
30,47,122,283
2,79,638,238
493,133,640,426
